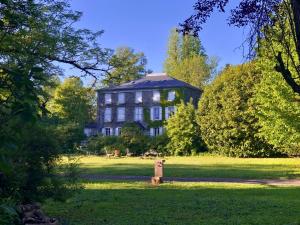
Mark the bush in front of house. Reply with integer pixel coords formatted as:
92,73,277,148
120,123,148,155
86,135,126,155
146,133,170,156
165,101,206,156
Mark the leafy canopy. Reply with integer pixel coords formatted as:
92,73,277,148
198,63,275,157
165,101,204,156
102,47,151,86
164,29,216,89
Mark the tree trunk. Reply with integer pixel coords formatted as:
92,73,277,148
275,0,300,95
291,0,300,59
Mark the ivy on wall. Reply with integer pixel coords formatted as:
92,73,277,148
143,88,185,128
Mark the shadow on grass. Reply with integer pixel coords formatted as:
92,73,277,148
80,162,300,179
44,181,300,225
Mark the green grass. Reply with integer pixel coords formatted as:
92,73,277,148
67,155,300,179
44,181,300,225
47,156,300,224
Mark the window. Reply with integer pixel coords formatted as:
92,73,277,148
151,106,161,121
104,127,112,136
104,108,111,122
116,127,122,136
154,127,160,136
152,90,160,102
134,107,143,121
117,107,125,121
118,93,125,104
165,106,175,119
168,90,175,101
150,127,163,136
135,91,142,103
105,94,112,104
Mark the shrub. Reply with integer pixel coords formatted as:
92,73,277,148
0,122,81,204
147,134,169,155
165,101,206,156
121,123,148,155
86,136,126,155
197,63,278,157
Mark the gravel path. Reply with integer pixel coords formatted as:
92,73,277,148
81,174,300,186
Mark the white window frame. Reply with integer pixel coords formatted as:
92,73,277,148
105,94,112,104
103,127,112,136
115,127,122,136
117,107,125,122
150,127,163,136
135,91,142,103
165,106,176,119
167,90,176,101
134,107,143,121
152,90,160,102
151,106,161,121
118,93,125,104
104,108,112,122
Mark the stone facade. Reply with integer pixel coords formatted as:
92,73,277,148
96,74,201,136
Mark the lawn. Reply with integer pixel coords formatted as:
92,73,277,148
44,181,300,225
47,156,300,224
67,155,300,179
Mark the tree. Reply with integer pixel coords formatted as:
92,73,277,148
254,33,300,155
47,77,95,151
49,77,95,124
164,29,180,75
164,29,216,89
198,63,276,157
0,0,108,210
180,0,300,94
165,101,205,155
102,47,150,86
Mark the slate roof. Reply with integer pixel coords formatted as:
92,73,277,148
98,73,200,92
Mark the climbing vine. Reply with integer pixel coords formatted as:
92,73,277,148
143,88,185,128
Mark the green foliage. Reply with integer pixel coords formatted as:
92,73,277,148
165,101,205,155
146,134,169,155
198,63,277,157
254,35,300,155
49,77,95,124
121,123,148,155
0,122,81,204
0,199,19,225
0,0,106,207
102,47,151,86
143,88,184,128
47,77,95,152
164,29,216,89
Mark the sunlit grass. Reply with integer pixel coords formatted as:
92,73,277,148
62,155,300,179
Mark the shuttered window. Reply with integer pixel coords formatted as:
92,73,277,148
135,92,142,103
167,90,175,101
104,108,112,122
152,90,160,102
117,107,125,121
165,106,176,119
151,106,162,121
134,107,143,121
105,94,112,104
118,93,125,104
102,127,112,136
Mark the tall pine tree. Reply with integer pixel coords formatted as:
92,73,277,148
164,29,215,89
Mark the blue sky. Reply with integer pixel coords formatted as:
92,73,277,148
69,0,248,75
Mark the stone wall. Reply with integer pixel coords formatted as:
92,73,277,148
97,87,201,135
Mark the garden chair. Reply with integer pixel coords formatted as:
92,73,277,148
105,149,113,158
